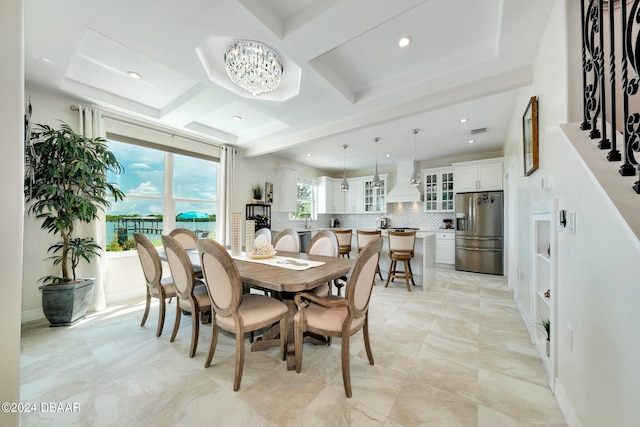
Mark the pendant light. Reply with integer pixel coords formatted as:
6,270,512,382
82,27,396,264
372,137,382,188
340,144,349,191
410,128,421,186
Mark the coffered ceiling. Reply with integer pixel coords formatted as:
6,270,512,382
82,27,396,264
25,0,555,172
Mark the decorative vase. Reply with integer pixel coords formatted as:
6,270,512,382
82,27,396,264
39,278,94,326
231,212,242,256
245,220,255,254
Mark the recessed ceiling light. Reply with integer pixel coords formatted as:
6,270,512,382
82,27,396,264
386,154,391,158
459,118,468,123
398,36,412,47
468,140,475,144
127,71,142,80
233,115,242,121
306,153,312,157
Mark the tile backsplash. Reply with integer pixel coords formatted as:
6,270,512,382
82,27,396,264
271,202,454,231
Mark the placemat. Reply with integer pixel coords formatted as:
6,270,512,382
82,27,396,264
231,252,324,271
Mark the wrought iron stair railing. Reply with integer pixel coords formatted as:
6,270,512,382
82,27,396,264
580,0,640,192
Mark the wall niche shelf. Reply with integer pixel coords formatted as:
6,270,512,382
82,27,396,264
532,198,558,392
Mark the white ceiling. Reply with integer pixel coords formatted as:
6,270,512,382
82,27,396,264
24,0,555,173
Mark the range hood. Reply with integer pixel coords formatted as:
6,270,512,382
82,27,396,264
386,161,423,203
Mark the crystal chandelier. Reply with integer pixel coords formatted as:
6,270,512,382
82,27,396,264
341,144,349,191
372,137,382,188
224,40,283,96
410,129,422,186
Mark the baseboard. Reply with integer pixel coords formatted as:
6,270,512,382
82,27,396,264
21,289,146,324
21,308,45,323
554,378,582,427
513,293,535,344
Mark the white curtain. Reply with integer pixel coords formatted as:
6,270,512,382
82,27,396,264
218,146,236,246
76,105,108,311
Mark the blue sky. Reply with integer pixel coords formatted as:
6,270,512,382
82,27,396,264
106,140,217,217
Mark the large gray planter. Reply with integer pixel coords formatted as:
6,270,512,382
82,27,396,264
39,278,94,326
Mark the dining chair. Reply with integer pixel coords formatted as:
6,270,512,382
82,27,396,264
306,230,339,297
254,227,272,245
273,229,300,252
198,238,288,391
133,233,176,337
169,228,198,250
293,238,383,398
384,231,417,291
333,229,353,258
161,235,212,357
356,230,384,281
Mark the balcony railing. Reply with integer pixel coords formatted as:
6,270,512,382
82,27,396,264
580,0,640,192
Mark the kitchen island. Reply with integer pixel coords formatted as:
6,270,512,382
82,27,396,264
272,228,436,291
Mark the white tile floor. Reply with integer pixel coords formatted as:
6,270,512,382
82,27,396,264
20,269,567,426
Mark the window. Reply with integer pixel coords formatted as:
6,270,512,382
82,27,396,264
289,178,317,220
105,138,218,250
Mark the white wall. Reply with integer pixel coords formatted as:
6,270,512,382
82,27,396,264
1,0,23,425
505,1,640,426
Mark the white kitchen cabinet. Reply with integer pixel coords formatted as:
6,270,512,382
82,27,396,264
363,174,387,213
319,176,345,214
318,176,336,214
423,167,454,212
435,231,455,265
333,180,345,213
273,167,297,212
345,178,364,213
454,159,503,192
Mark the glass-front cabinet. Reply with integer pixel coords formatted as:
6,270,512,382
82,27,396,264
423,168,454,212
363,175,387,213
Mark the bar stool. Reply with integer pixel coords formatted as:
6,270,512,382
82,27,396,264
356,230,383,281
384,231,417,292
333,229,353,258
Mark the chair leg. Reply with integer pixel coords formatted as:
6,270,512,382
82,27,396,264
279,317,287,361
233,326,245,391
403,260,412,292
341,333,352,398
190,307,200,358
376,263,383,281
205,319,218,368
156,296,166,337
408,260,416,286
294,318,303,373
384,260,395,287
363,316,374,366
170,301,181,343
140,290,151,327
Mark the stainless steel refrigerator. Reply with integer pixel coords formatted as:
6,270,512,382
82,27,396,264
455,191,503,275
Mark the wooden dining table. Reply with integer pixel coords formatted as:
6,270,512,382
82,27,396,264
158,246,354,370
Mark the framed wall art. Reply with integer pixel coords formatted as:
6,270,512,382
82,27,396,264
523,95,539,176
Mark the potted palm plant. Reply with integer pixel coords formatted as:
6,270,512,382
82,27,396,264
25,122,125,326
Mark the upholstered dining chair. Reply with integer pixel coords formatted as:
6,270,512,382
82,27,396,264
169,228,198,250
356,230,384,281
198,238,288,391
161,235,212,357
254,227,272,245
134,233,176,337
384,231,417,291
306,230,339,297
293,238,383,398
333,229,353,258
273,229,300,252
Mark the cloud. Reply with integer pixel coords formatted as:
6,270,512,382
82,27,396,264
128,181,159,196
132,162,152,169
